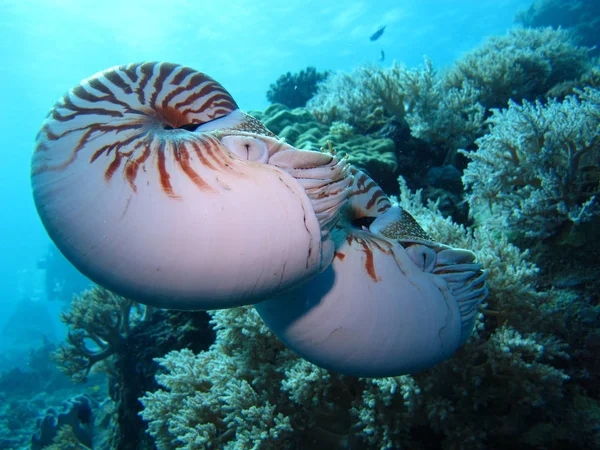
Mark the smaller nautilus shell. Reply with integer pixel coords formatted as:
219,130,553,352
256,175,488,377
31,62,352,310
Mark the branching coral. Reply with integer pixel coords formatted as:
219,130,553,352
402,58,486,161
516,0,600,54
307,28,593,170
139,307,298,450
52,287,143,383
139,177,599,450
406,27,592,162
266,67,330,109
307,62,416,133
461,87,600,241
53,286,214,449
445,27,591,110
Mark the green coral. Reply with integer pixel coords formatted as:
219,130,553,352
254,103,399,193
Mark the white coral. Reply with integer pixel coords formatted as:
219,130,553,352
462,87,600,239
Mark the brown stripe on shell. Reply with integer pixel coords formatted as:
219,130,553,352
334,251,346,261
348,175,377,198
172,139,215,192
123,64,139,83
52,95,123,121
345,231,394,282
149,63,175,111
177,85,237,112
105,69,133,94
190,140,220,172
156,139,178,198
124,144,151,192
171,66,196,85
105,150,124,182
365,188,387,210
136,62,156,105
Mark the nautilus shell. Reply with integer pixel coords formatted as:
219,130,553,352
256,196,488,377
32,62,350,310
31,61,488,377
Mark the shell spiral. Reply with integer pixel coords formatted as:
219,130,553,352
32,62,351,310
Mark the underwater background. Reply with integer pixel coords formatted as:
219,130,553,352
1,0,599,448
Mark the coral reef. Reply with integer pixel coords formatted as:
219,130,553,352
53,286,215,449
516,0,600,54
307,28,594,172
139,309,298,449
42,425,91,450
406,27,592,164
251,99,466,219
402,59,486,163
138,178,600,449
35,19,600,450
307,62,418,134
52,287,143,383
0,394,45,449
461,86,600,313
266,66,330,108
445,27,590,110
0,336,106,450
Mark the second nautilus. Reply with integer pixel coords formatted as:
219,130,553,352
31,61,488,377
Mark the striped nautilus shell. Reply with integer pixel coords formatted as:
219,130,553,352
32,62,350,310
256,170,488,377
32,61,488,376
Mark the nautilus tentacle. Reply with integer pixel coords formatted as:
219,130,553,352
31,62,352,310
256,178,488,377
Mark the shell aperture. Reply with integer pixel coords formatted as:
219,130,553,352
31,62,352,310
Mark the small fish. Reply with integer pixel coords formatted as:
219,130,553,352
380,50,385,62
370,25,386,42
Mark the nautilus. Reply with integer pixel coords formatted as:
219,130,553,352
31,61,488,377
